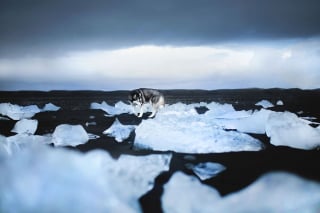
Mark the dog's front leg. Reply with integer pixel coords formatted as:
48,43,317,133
138,105,144,117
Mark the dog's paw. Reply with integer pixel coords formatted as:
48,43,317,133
148,113,156,118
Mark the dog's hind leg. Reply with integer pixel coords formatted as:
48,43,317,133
149,105,158,118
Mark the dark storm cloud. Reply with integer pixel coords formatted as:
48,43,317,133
1,0,320,56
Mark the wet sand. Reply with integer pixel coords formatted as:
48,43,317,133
0,89,319,212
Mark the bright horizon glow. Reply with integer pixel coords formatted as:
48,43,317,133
0,39,319,90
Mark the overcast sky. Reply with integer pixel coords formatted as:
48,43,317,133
0,0,319,90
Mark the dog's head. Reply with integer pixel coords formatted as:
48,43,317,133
128,90,142,106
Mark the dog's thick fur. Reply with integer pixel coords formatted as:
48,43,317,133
128,88,165,118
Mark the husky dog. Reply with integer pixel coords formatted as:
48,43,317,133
128,88,165,118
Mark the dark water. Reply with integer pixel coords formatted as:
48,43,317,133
0,89,319,213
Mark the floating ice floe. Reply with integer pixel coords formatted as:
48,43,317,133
162,172,221,213
213,172,320,212
134,103,264,153
103,118,136,142
0,144,171,213
255,100,274,108
0,103,41,120
276,100,284,106
94,101,320,152
185,162,226,180
91,101,132,115
0,102,60,120
162,171,320,213
11,119,38,134
214,109,272,134
42,103,61,111
2,123,93,154
52,124,89,146
134,117,263,153
0,134,51,156
266,111,320,150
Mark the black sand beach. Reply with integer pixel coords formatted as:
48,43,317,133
0,89,319,212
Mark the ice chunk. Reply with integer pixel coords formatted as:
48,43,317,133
0,102,60,120
134,111,263,153
266,111,320,150
103,118,135,142
162,102,199,116
0,103,41,120
52,124,89,146
162,172,320,213
0,144,171,213
0,134,51,156
0,145,140,213
276,100,284,106
205,102,238,118
42,103,60,111
186,162,226,180
213,172,320,212
104,153,172,197
215,109,272,134
255,100,274,108
90,101,132,115
162,172,221,213
11,119,38,134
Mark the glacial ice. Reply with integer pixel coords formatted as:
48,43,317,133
0,103,41,120
0,102,60,120
0,134,51,156
162,171,320,213
134,103,264,153
162,172,221,213
42,102,61,111
52,124,89,146
213,172,320,212
91,101,132,115
185,162,226,180
0,144,171,213
266,111,320,149
103,118,136,142
11,119,38,135
255,100,274,108
276,100,284,105
214,109,272,134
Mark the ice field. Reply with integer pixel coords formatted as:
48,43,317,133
0,94,320,212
